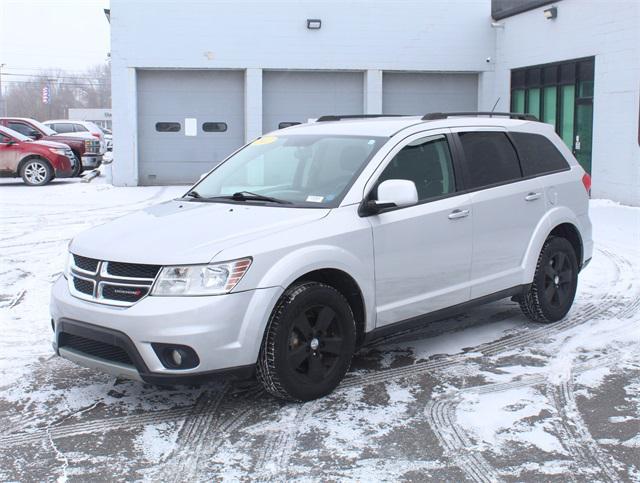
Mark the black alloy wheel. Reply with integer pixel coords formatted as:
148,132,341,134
287,305,345,384
519,236,579,323
257,282,356,401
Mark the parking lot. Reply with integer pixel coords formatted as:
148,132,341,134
1,174,639,481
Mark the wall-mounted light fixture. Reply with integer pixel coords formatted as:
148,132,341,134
307,19,322,30
543,6,557,19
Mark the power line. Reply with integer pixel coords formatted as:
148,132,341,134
2,80,109,87
1,72,107,81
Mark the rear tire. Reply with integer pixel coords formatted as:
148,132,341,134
20,158,53,186
519,237,578,323
257,282,356,402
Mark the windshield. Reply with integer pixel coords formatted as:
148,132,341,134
29,119,57,136
188,134,386,207
0,126,30,142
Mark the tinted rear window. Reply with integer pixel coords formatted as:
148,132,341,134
511,132,570,176
458,132,522,189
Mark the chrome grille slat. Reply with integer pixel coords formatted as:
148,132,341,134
69,255,160,307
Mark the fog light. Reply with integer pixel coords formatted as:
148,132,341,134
171,349,183,366
151,343,200,370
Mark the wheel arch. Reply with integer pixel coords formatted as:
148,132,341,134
18,154,53,175
291,268,367,347
249,245,376,343
522,207,585,283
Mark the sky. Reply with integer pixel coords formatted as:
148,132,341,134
0,0,110,80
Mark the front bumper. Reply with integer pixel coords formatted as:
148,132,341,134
81,155,103,169
50,276,282,384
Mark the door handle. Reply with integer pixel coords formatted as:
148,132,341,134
448,209,470,220
525,192,542,201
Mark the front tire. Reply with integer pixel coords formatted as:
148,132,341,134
20,158,53,186
257,282,356,402
519,237,578,323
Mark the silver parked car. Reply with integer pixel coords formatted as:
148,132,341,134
50,112,593,401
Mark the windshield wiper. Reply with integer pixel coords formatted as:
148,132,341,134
230,191,292,204
183,190,292,204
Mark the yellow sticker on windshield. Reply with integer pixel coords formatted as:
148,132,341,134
253,136,278,145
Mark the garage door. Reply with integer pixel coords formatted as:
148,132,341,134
137,70,244,185
383,73,478,115
262,71,364,133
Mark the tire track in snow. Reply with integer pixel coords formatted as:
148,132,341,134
339,246,629,390
423,257,640,483
0,186,172,221
0,247,632,453
252,400,320,481
155,383,268,481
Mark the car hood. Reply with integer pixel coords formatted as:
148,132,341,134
70,199,330,265
52,132,95,141
31,139,70,149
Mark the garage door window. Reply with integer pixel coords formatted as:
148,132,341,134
458,132,522,189
202,122,228,133
155,122,181,133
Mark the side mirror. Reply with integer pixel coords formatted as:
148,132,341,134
359,179,419,216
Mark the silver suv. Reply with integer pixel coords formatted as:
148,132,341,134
50,112,593,401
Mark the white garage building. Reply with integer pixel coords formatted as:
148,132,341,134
109,0,640,206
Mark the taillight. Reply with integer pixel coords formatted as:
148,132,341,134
582,173,592,195
91,133,101,139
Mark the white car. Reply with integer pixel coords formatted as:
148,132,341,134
44,120,107,155
50,112,593,401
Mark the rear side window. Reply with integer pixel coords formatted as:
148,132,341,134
53,123,74,134
74,124,89,132
511,132,569,176
458,132,521,189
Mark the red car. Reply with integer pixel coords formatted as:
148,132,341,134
0,117,103,176
0,125,76,186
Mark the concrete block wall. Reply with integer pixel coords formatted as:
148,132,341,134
109,0,495,186
491,0,640,205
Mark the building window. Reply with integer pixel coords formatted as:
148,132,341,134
511,57,594,174
278,122,301,129
202,122,228,133
155,122,181,132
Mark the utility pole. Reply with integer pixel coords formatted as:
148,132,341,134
0,63,5,116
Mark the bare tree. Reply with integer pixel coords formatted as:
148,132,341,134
3,63,111,120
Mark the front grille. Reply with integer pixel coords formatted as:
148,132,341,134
69,256,159,307
59,332,133,365
73,277,94,295
74,255,99,273
106,262,161,279
102,284,149,302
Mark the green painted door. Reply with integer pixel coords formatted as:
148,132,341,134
574,100,593,173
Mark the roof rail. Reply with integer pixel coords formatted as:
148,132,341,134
316,114,409,122
421,111,538,121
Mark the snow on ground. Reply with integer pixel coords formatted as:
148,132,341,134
0,174,639,481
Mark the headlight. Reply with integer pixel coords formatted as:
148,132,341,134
151,258,252,296
49,148,67,156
